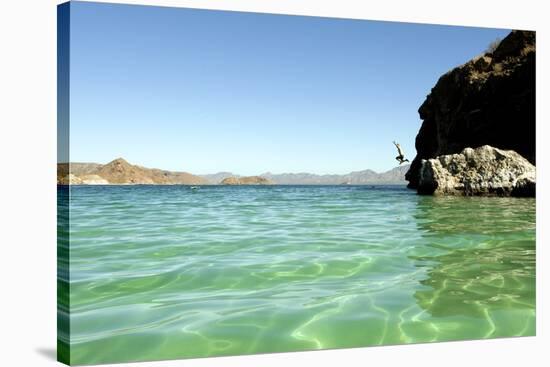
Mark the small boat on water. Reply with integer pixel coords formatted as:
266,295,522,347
190,186,200,190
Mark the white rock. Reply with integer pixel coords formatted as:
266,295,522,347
418,145,535,196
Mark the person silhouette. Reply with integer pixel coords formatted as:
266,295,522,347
393,141,409,165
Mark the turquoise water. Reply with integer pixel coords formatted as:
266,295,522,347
63,185,536,365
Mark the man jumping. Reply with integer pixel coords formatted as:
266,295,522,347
393,141,409,165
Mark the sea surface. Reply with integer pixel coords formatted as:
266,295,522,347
60,185,536,364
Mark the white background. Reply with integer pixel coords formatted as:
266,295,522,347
0,0,548,366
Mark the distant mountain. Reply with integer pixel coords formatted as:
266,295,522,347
260,165,409,185
199,172,237,184
374,165,410,184
221,176,274,185
58,159,409,185
58,158,207,185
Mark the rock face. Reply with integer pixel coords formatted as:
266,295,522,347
417,145,535,197
220,176,273,185
406,30,535,189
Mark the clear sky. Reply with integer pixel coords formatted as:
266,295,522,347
68,1,510,175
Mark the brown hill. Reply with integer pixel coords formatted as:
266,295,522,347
94,158,154,184
220,176,274,185
57,158,207,185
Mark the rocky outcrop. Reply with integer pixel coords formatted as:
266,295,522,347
417,145,535,197
220,176,274,185
406,30,535,189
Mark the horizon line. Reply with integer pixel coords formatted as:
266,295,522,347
57,158,410,176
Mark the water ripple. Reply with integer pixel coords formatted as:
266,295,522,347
64,185,536,364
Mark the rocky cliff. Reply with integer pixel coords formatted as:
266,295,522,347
406,30,535,189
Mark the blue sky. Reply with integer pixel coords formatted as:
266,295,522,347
68,1,510,175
